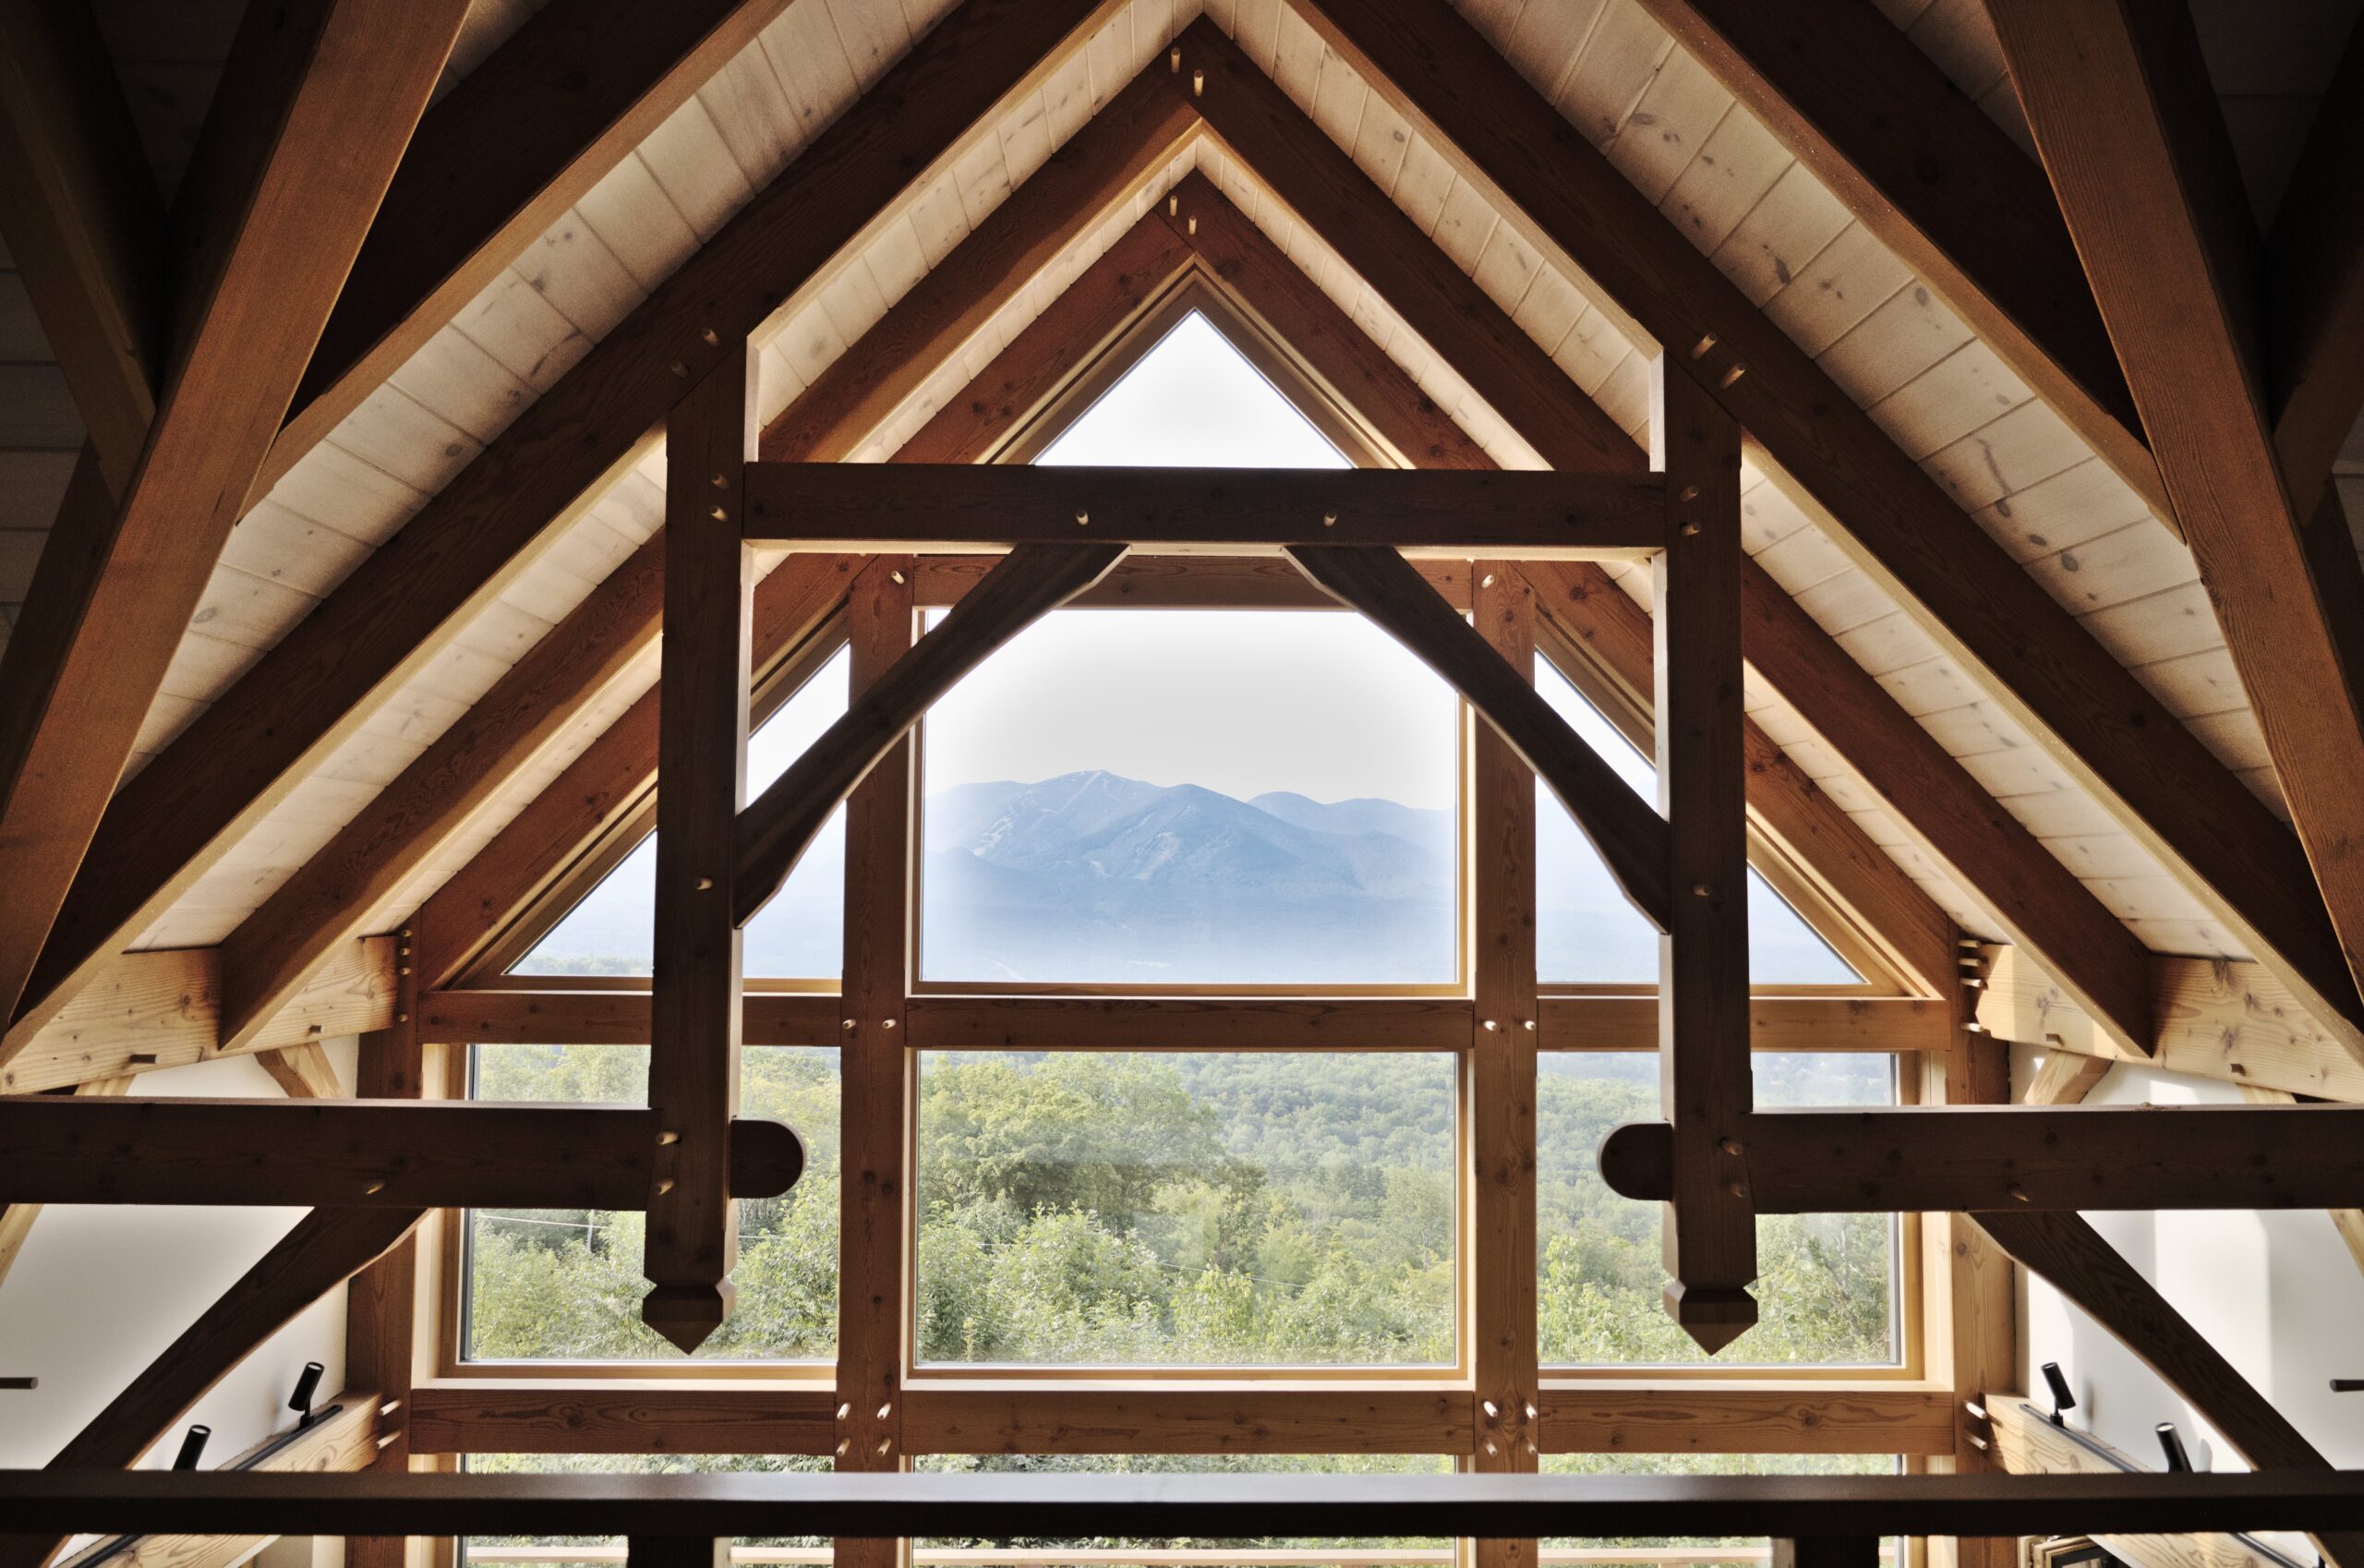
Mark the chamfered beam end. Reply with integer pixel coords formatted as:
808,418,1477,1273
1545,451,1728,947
1662,1281,1758,1354
642,1280,737,1354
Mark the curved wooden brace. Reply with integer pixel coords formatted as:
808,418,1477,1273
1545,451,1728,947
732,542,1128,925
1285,544,1671,930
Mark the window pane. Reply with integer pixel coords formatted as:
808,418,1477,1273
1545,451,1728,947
464,1044,838,1362
1036,310,1351,469
1534,657,1859,985
920,609,1459,985
915,1051,1455,1367
511,645,850,980
1537,1053,1898,1367
915,1453,1451,1551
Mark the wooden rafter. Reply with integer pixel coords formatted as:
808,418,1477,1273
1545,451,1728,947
1628,0,2163,530
1972,1208,2364,1568
734,541,1128,924
0,1099,803,1209
0,1071,131,1292
8,0,1109,1056
0,0,469,1035
1287,544,1672,929
1984,1398,2279,1568
2020,1050,2110,1107
2265,15,2364,523
265,0,798,497
742,462,1667,555
0,0,162,491
1281,2,2364,1064
1601,1104,2364,1212
1989,0,2364,1041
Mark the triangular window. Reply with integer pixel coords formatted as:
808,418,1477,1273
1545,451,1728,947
509,645,853,980
1034,309,1350,469
1535,657,1860,985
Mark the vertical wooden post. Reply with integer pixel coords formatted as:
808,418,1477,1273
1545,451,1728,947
835,558,915,1568
644,344,756,1352
347,950,423,1568
1651,358,1756,1352
1468,562,1539,1568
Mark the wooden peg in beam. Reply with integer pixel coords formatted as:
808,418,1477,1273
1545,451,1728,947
1653,360,1757,1351
644,344,758,1353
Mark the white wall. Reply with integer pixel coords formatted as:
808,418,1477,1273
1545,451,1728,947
2013,1044,2364,1476
0,1042,360,1472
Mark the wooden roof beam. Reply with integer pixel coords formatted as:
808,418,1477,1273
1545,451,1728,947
9,0,1112,1056
2265,15,2364,523
0,1071,130,1293
0,0,468,1034
0,0,163,491
1280,1,2364,1067
263,0,797,500
1987,0,2364,1055
1629,0,2164,532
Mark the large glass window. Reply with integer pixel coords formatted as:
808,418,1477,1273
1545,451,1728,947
1035,309,1351,469
919,610,1461,988
512,645,852,981
1534,657,1859,986
913,1050,1456,1368
464,1043,839,1362
1537,1053,1900,1368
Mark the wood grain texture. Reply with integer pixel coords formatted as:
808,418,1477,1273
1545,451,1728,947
1535,1384,1956,1455
744,463,1665,555
1737,553,2153,1054
1629,0,2160,527
0,0,162,489
2266,17,2364,520
270,0,796,496
0,1099,804,1209
642,348,756,1353
1985,1396,2285,1568
1650,369,1755,1352
3,936,394,1094
1536,995,1950,1054
344,1019,423,1536
757,60,1201,464
2020,1050,2110,1106
1601,1103,2364,1212
1988,0,2364,1067
411,554,858,991
17,0,1104,1053
256,1041,345,1099
734,541,1126,923
405,1380,836,1455
0,0,467,1039
907,995,1471,1050
417,987,839,1047
902,1385,1476,1455
916,551,1475,609
1288,544,1671,927
1296,0,2364,1067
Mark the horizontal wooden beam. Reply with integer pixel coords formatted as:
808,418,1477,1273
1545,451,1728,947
13,1468,2364,1541
406,1381,835,1455
1599,1104,2364,1212
1536,1384,1955,1456
914,552,1478,609
419,986,838,1046
0,1099,803,1208
2,936,395,1095
1972,945,2364,1103
903,995,1474,1051
1536,995,1949,1054
901,1385,1474,1456
742,464,1666,556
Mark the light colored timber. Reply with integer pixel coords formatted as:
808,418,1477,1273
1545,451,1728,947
3,936,395,1095
0,0,161,490
1535,1385,1956,1456
1984,1396,2280,1568
642,347,757,1355
1989,0,2364,1056
1598,1104,2364,1212
417,987,840,1047
0,1072,131,1291
0,0,468,1039
11,0,1111,1055
734,542,1127,924
2020,1051,2111,1107
1535,995,1950,1053
0,1100,804,1210
1288,0,2364,1068
742,464,1666,556
404,1381,837,1455
2266,17,2364,522
1628,0,2162,531
1287,545,1672,929
265,0,798,499
902,1385,1477,1455
255,1040,346,1099
1973,945,2364,1103
51,1389,385,1568
1972,1208,2364,1568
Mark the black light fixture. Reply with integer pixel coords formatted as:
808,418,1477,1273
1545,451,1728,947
2040,1360,2077,1427
2155,1421,2192,1473
288,1361,325,1429
172,1425,211,1471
